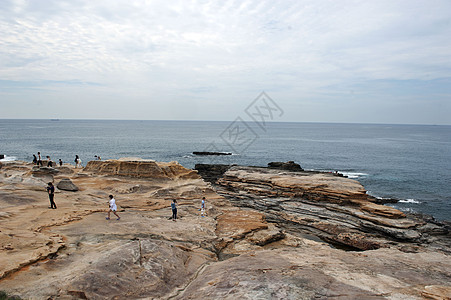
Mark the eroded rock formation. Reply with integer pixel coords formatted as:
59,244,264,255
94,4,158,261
84,158,200,180
214,166,450,252
0,159,450,299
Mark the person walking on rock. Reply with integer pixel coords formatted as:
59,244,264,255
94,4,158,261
37,152,43,167
106,195,120,220
32,154,37,165
200,197,206,217
171,199,177,221
47,182,57,209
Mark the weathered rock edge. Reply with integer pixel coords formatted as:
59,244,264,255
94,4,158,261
198,164,451,252
84,159,200,179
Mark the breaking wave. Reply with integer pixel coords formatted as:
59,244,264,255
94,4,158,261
0,155,17,162
340,172,369,179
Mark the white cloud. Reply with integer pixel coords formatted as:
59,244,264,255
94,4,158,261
0,0,450,124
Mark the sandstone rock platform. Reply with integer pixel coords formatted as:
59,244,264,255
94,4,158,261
0,160,450,299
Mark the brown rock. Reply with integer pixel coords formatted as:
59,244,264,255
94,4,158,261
56,166,74,175
174,247,451,299
83,158,199,180
214,166,449,250
360,202,405,218
421,285,451,300
247,225,285,246
218,166,368,203
31,166,60,176
215,210,268,239
64,240,211,299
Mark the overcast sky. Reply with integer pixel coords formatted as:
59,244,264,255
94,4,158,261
0,0,450,124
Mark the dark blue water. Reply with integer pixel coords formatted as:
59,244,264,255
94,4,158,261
1,119,450,221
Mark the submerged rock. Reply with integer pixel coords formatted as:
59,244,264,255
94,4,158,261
193,151,232,156
268,161,303,171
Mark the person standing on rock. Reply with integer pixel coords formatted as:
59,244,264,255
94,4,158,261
37,152,43,167
47,182,57,209
46,156,53,167
75,155,82,168
59,159,63,167
106,195,120,220
171,199,177,221
32,154,37,165
200,197,206,217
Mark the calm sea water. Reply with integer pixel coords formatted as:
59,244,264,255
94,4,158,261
1,119,450,221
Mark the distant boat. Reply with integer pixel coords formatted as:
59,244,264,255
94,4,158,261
50,119,60,121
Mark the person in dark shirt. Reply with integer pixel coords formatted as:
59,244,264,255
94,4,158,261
32,154,37,165
47,182,57,209
171,199,177,221
47,156,53,167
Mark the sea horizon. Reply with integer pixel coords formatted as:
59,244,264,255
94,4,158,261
1,118,450,127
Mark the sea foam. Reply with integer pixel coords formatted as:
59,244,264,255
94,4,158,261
398,198,421,204
0,155,17,162
340,172,369,179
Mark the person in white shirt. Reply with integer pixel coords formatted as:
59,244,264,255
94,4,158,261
106,195,120,220
200,197,206,217
75,155,82,168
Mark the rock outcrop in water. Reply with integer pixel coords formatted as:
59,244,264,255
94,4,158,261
268,161,303,171
192,151,232,156
0,159,450,299
213,165,451,251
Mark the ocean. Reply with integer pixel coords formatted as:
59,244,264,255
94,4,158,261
1,119,450,221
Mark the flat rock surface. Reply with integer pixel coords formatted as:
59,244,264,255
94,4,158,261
0,160,450,299
176,244,451,299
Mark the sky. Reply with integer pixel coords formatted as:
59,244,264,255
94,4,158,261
0,0,450,124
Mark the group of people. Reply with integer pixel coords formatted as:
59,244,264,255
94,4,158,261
40,153,206,221
45,184,207,221
33,153,104,168
33,152,61,167
170,196,207,221
104,196,207,221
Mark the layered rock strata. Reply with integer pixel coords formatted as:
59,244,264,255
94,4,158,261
0,159,450,299
214,166,450,252
84,158,200,180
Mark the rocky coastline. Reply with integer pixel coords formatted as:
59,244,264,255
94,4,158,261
0,159,450,299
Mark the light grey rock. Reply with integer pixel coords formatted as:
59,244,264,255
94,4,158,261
57,178,79,192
